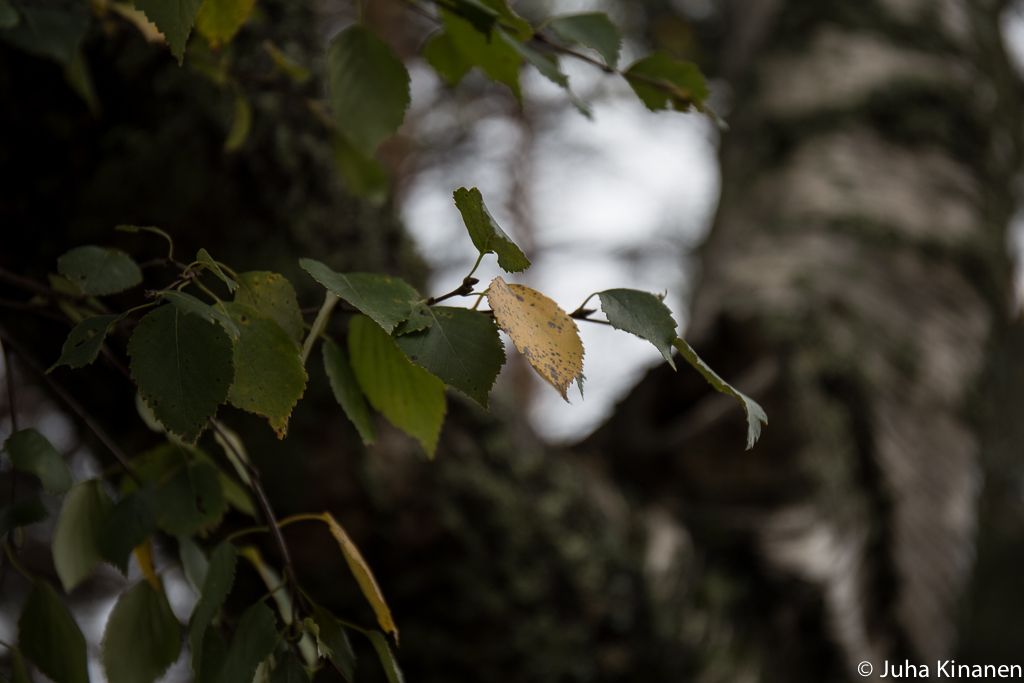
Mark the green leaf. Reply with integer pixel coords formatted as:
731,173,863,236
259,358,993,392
453,187,530,272
309,605,356,680
299,259,420,334
0,0,19,30
160,290,240,339
52,479,113,592
598,289,677,369
18,581,88,683
129,304,234,442
441,10,522,98
270,652,310,683
217,602,279,683
225,303,307,438
4,428,72,493
99,488,157,572
224,92,252,152
189,543,238,678
625,53,709,112
332,132,390,205
423,31,471,86
134,0,203,63
396,306,504,407
234,271,304,344
504,37,591,117
327,25,410,155
323,338,376,446
366,631,404,683
349,315,446,457
445,0,499,34
9,647,31,683
196,248,237,292
547,13,621,68
672,338,767,449
195,0,254,46
48,314,118,371
178,535,209,594
394,301,434,335
57,245,142,296
154,461,227,536
477,0,531,38
101,581,182,683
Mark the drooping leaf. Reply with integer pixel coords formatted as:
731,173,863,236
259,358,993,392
299,259,420,334
134,0,203,62
486,277,584,400
505,37,591,117
323,338,376,445
196,248,237,292
99,488,157,572
128,304,234,442
349,315,446,456
625,52,709,112
308,605,356,680
327,25,410,155
217,602,279,683
396,306,505,407
154,461,227,536
57,245,142,296
48,314,118,371
440,10,522,98
672,338,768,449
195,0,254,46
453,187,530,272
189,543,238,678
234,271,304,344
332,131,390,205
0,495,48,537
365,631,404,683
225,303,307,438
101,581,182,683
598,289,677,368
547,12,621,68
4,428,72,493
18,581,88,683
322,512,398,640
224,92,251,152
52,479,113,592
423,30,471,86
159,290,240,339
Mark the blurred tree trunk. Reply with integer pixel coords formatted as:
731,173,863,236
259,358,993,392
587,0,1023,679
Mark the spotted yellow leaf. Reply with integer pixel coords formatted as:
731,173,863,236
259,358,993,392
486,277,584,400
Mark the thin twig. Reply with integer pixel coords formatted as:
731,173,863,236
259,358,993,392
0,328,141,484
210,419,305,624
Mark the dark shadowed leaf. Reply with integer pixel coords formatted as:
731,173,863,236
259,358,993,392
366,630,404,683
160,290,239,339
195,0,254,46
189,543,238,678
440,10,522,98
547,13,621,68
217,602,278,683
99,488,157,572
18,581,88,683
4,428,71,493
396,306,505,407
625,52,709,112
309,604,356,680
0,495,48,537
101,581,181,683
49,314,118,371
134,0,203,62
52,479,112,591
423,30,471,86
57,245,141,295
323,338,375,445
327,25,410,155
154,461,226,536
128,305,234,442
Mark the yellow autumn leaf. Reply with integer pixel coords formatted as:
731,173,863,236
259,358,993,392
133,541,160,591
486,277,584,400
321,512,398,642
